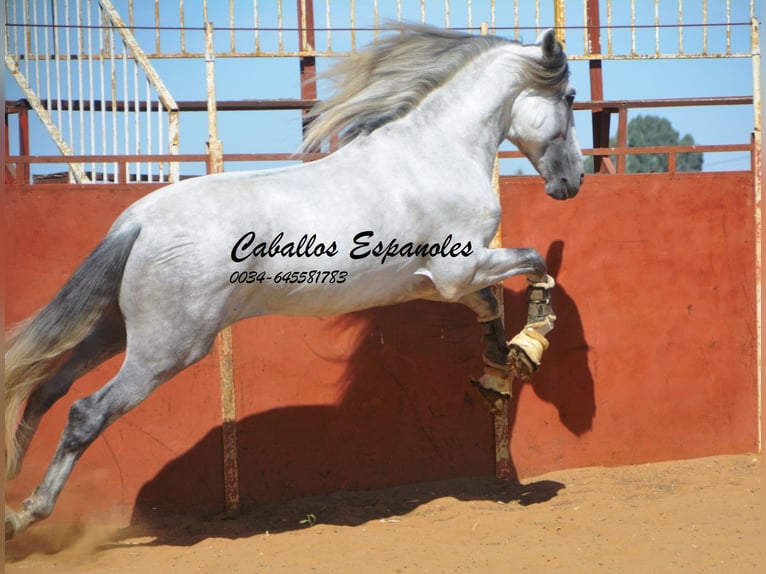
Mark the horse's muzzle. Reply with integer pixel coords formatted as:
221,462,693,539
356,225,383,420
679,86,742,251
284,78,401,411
545,173,583,200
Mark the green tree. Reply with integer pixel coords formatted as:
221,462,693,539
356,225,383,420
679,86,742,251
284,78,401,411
585,114,704,173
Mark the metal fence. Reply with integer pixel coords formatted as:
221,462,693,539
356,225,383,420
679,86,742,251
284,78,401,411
4,0,761,184
17,0,753,59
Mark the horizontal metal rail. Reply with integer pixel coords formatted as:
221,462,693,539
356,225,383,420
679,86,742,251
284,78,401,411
7,140,754,182
5,95,756,181
7,95,753,114
6,98,317,113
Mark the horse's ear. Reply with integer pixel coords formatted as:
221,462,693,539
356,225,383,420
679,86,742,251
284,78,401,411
539,28,560,60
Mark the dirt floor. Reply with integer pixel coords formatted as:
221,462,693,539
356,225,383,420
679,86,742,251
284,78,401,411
4,453,762,573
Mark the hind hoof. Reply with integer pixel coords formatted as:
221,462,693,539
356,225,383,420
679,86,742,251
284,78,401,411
5,513,18,541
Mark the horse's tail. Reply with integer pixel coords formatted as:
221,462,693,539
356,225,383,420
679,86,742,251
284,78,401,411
5,225,141,478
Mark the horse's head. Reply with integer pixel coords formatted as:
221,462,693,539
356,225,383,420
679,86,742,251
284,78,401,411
507,30,583,200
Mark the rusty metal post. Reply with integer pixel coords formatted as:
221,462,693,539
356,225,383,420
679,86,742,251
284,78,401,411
490,147,511,480
553,0,566,46
751,17,763,451
616,107,628,174
205,21,240,516
586,0,613,174
481,21,512,481
298,0,317,139
18,105,29,183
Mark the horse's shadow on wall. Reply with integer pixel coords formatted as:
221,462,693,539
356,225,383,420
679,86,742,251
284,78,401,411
130,240,595,535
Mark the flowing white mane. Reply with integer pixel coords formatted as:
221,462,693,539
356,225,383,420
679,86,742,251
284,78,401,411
301,24,570,153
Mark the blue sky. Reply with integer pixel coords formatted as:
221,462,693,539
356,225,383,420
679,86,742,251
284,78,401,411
5,1,761,175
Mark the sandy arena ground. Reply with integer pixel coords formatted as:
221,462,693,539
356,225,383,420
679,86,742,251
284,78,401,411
4,454,761,573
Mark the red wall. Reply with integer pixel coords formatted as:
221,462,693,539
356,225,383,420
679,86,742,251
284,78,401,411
4,172,759,524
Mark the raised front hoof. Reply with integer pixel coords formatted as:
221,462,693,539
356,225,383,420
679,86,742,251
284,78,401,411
507,345,538,381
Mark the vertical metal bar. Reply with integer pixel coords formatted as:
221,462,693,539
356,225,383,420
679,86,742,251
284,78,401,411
617,107,628,174
5,107,11,182
121,36,129,181
8,0,17,58
350,0,356,50
205,21,239,517
53,0,62,145
587,0,610,174
158,97,164,181
277,0,283,54
678,0,684,56
654,0,660,57
444,0,449,29
534,0,540,37
299,0,307,53
100,2,108,180
32,0,42,121
726,0,731,55
605,0,612,57
154,0,160,54
23,0,31,82
77,0,85,159
49,2,64,132
298,0,317,137
168,108,178,182
553,0,565,45
582,0,588,55
43,0,53,131
180,0,186,54
751,16,762,451
133,56,140,180
205,22,239,514
703,0,708,54
87,0,96,179
481,20,510,481
630,0,636,56
65,0,75,178
18,107,30,184
230,0,235,53
110,23,118,180
146,78,151,180
253,0,259,53
326,0,332,51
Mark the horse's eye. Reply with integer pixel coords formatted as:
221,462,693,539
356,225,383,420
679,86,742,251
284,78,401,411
564,92,575,107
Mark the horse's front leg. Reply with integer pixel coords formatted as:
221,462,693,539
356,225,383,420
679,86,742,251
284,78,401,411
452,246,557,385
507,273,556,380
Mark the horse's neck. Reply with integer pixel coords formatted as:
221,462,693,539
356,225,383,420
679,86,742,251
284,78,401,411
402,46,522,175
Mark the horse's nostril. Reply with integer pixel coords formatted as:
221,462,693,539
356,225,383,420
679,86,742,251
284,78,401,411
579,173,585,183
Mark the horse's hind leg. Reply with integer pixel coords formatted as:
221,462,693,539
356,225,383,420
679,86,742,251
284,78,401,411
457,287,508,368
4,332,213,540
8,307,126,479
